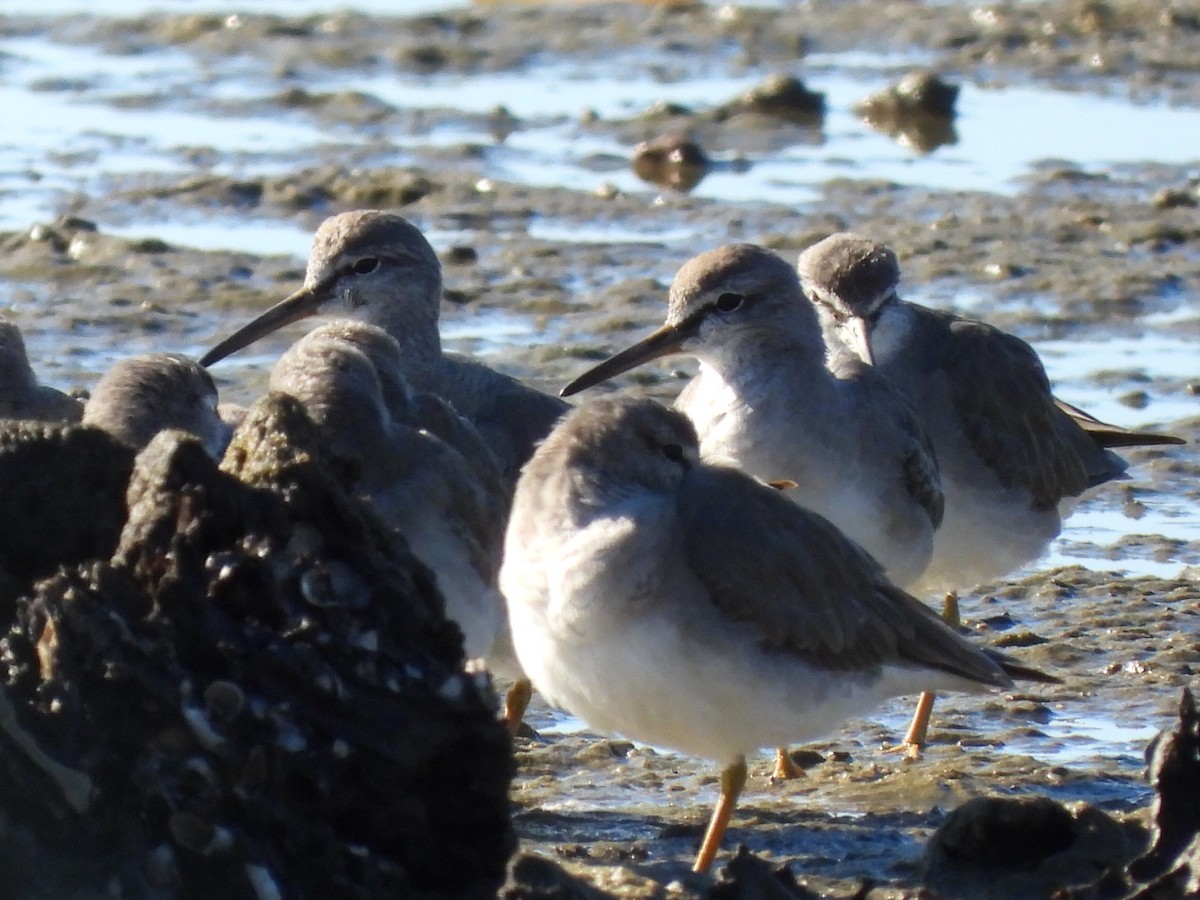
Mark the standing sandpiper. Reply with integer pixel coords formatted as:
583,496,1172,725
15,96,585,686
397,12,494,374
798,231,1184,594
201,210,570,485
561,243,943,590
501,397,1032,873
798,231,1183,755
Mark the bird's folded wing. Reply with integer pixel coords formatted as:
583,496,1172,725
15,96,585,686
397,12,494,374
1052,396,1185,449
677,465,1008,686
944,319,1094,508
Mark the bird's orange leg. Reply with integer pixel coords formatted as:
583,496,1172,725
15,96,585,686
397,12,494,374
502,678,533,737
693,755,748,874
771,746,806,781
893,592,960,760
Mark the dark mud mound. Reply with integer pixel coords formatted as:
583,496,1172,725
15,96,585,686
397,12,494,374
0,395,514,900
922,687,1200,900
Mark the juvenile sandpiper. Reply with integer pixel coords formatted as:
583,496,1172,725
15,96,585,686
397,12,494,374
82,353,231,459
269,322,509,666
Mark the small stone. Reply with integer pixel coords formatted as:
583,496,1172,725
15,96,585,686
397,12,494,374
630,133,709,193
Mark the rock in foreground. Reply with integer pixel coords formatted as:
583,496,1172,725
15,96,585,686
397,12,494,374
0,396,514,899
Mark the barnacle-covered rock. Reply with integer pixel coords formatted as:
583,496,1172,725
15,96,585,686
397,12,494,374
0,420,134,621
0,394,514,900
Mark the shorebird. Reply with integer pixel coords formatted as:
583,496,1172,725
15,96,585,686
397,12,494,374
269,322,508,665
200,210,570,484
561,243,943,590
0,318,82,423
797,231,1185,594
501,397,1035,873
82,353,231,459
798,231,1184,754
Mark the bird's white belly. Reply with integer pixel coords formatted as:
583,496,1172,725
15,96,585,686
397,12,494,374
404,519,505,660
509,513,981,763
913,472,1062,596
518,601,990,762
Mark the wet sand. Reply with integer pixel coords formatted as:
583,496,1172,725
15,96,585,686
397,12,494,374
2,1,1199,896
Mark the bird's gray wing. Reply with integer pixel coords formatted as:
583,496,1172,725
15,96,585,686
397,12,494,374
895,391,944,528
1052,396,1185,449
830,350,943,528
940,318,1101,509
676,464,1007,685
440,355,570,483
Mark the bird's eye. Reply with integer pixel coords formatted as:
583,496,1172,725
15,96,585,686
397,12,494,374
352,258,380,275
715,292,744,313
661,443,685,463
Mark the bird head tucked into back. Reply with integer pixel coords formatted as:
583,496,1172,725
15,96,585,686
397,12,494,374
83,353,228,459
201,210,443,368
267,327,393,473
797,232,901,365
528,398,701,506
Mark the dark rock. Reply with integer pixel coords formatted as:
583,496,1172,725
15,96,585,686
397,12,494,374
1127,687,1200,884
0,421,135,619
0,396,514,899
715,74,825,124
709,846,823,899
630,133,709,193
1057,689,1200,898
922,796,1139,898
500,853,615,899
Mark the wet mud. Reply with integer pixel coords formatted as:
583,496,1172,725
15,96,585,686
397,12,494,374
1,0,1199,897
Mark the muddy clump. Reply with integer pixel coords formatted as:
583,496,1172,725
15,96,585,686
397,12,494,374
714,74,826,124
0,395,514,899
630,134,710,193
855,71,960,154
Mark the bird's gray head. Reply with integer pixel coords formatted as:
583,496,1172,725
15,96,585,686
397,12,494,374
534,397,700,497
797,233,899,322
666,243,801,330
200,210,442,367
83,353,228,459
560,244,811,397
298,320,414,422
304,210,442,322
268,329,392,467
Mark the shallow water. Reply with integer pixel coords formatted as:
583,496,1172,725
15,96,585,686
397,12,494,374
7,25,1200,232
